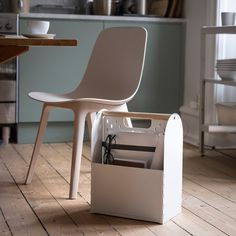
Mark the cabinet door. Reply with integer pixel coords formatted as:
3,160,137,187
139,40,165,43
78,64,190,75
104,21,185,113
19,19,103,122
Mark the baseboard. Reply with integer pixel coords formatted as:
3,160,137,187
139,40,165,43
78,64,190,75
17,122,89,144
180,105,236,149
180,105,199,146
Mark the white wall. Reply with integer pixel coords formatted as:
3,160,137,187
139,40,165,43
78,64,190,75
183,0,207,107
180,0,218,146
183,0,217,108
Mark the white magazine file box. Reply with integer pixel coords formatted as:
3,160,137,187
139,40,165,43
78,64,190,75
90,111,183,224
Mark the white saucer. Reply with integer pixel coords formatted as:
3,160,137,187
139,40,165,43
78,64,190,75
22,34,56,39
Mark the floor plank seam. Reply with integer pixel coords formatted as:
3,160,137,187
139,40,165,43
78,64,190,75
190,145,235,160
45,144,92,205
49,143,72,159
182,207,229,236
182,189,236,221
33,170,85,234
170,218,193,236
48,143,92,181
216,150,236,159
105,222,122,236
0,207,13,236
37,151,92,207
11,143,32,165
183,176,236,204
38,152,71,184
12,144,87,235
48,143,91,182
1,161,50,236
198,159,236,179
56,142,91,163
65,142,92,162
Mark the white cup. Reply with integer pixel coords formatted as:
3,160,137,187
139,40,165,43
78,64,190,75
221,12,235,26
26,21,50,34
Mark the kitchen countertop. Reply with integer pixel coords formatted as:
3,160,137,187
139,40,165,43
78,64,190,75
19,13,186,23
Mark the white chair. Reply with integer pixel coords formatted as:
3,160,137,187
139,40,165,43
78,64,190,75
25,27,147,199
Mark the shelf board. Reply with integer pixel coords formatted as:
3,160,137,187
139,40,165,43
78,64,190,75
202,124,236,133
204,78,236,86
202,26,236,34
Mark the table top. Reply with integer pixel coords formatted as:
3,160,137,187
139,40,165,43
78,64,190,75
0,37,77,47
0,36,77,64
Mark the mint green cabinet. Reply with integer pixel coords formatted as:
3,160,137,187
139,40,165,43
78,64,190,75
104,21,185,113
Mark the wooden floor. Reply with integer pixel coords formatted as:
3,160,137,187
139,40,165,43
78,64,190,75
0,142,235,236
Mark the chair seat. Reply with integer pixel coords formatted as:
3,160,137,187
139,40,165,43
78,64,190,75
29,91,126,105
29,92,74,103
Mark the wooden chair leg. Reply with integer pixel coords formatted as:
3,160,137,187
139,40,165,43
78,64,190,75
25,104,52,184
69,110,87,199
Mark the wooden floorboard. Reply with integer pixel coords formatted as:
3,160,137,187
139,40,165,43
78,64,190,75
1,145,83,236
182,191,236,235
183,178,236,219
172,208,227,236
0,206,12,236
12,144,119,236
0,158,48,236
0,142,235,236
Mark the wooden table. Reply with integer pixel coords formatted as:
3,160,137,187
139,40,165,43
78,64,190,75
0,37,77,145
0,37,77,63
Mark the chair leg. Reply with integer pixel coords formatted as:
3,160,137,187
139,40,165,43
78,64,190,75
69,110,87,199
120,103,132,127
86,112,96,140
25,104,52,184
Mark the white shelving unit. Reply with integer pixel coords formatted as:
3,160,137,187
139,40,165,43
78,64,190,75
200,26,236,155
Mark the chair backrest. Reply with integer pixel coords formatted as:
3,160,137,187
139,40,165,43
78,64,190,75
71,27,147,102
